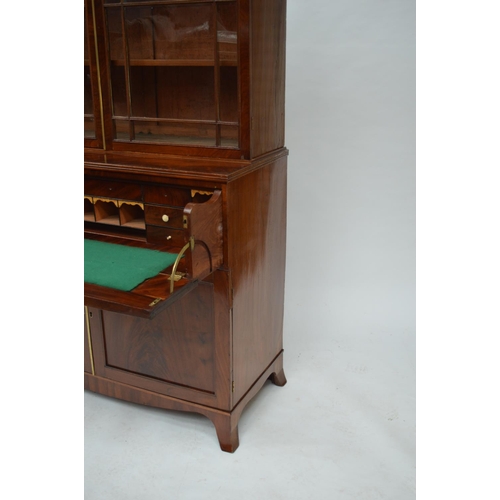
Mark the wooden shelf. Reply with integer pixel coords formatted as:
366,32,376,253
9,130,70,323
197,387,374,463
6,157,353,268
111,59,237,67
121,219,146,230
84,197,95,222
86,197,147,230
115,132,238,148
96,214,121,226
120,202,146,229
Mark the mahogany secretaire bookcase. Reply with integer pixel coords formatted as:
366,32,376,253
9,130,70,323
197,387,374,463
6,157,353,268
84,0,288,452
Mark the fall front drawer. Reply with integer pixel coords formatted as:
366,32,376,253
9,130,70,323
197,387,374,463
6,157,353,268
144,205,185,228
146,226,185,246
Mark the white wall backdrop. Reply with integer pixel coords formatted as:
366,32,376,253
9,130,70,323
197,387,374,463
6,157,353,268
285,0,415,335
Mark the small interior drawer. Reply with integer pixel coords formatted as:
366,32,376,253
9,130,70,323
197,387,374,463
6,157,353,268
85,179,142,200
146,226,186,246
143,185,191,207
145,205,185,228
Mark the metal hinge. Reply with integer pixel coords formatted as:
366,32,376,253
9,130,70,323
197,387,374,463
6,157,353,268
232,381,235,393
167,272,185,282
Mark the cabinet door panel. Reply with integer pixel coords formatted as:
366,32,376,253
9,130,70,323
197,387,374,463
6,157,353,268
90,283,220,405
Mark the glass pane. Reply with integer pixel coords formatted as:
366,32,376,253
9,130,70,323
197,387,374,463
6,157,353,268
153,4,214,62
85,117,96,139
131,121,216,147
84,5,95,140
220,125,238,148
106,8,128,119
114,119,130,141
125,7,154,61
218,2,238,135
84,22,89,62
219,66,238,123
217,1,237,66
110,66,128,117
129,66,156,117
84,67,94,115
130,66,215,120
121,4,214,64
106,7,124,62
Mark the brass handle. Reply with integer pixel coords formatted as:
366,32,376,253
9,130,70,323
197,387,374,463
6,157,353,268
169,237,195,294
162,214,169,222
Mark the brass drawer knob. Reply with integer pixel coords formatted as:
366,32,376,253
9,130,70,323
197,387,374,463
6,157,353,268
162,214,170,222
166,235,172,240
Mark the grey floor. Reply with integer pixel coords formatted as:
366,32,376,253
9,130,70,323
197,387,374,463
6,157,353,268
85,1,415,498
85,307,415,499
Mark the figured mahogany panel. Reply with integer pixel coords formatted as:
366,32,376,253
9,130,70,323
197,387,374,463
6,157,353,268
100,282,215,393
87,272,233,409
226,156,287,403
184,190,223,279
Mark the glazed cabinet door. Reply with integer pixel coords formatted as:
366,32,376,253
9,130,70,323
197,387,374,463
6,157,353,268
99,0,240,155
85,0,106,148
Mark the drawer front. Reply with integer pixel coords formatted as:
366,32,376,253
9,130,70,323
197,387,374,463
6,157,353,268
84,179,142,200
143,185,191,207
144,205,185,229
146,226,186,246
